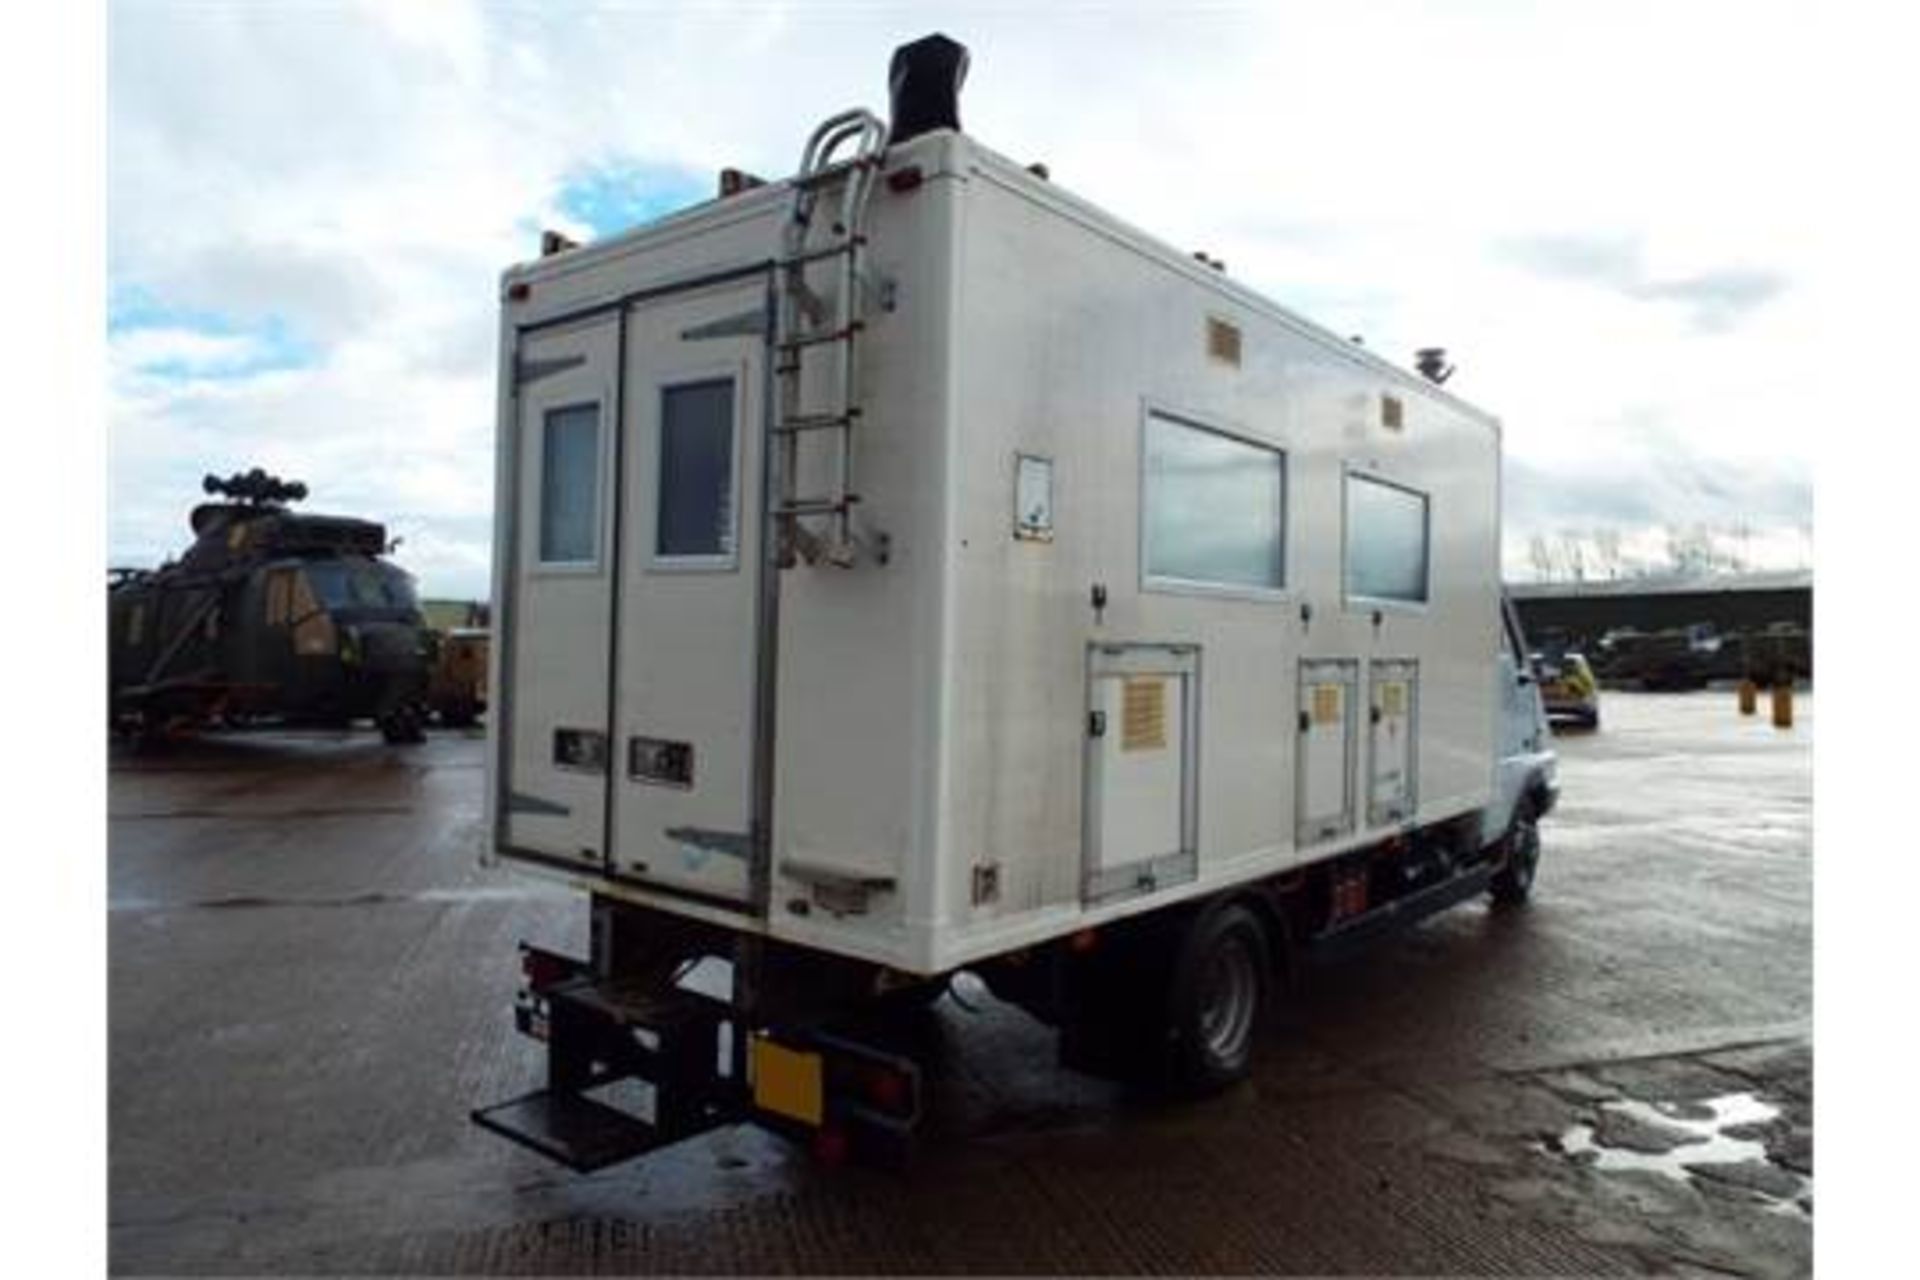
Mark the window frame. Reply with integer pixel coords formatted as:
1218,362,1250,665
534,398,605,572
1341,466,1432,612
647,369,745,574
1137,402,1291,603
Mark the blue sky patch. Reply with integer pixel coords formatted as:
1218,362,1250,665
110,285,318,380
555,158,711,240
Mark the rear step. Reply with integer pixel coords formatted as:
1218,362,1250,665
474,943,929,1171
471,946,743,1170
471,1089,681,1173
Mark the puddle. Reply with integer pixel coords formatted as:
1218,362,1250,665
1540,1092,1811,1219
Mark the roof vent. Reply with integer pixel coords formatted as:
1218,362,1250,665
888,33,969,146
1415,347,1455,384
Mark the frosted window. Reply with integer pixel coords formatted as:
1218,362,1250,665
1346,474,1430,603
656,379,736,559
539,403,600,563
1144,412,1285,591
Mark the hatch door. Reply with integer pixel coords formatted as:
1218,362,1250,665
1084,644,1200,905
1296,659,1358,846
1367,659,1418,827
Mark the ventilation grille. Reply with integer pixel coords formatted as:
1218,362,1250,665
1207,317,1242,367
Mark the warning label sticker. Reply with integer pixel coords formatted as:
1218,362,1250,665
1380,682,1406,718
1122,677,1168,751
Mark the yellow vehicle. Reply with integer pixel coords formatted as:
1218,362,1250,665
427,627,488,728
1531,651,1600,729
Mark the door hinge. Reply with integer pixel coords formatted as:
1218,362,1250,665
1088,710,1107,738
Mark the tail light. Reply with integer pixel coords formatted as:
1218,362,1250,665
520,946,571,991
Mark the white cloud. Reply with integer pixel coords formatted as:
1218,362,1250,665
108,0,1822,595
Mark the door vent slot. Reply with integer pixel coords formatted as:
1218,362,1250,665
629,737,695,789
553,729,609,774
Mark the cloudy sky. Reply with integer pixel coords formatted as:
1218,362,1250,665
108,0,1819,598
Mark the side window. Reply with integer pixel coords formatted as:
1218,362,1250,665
1345,473,1430,604
655,378,737,563
264,569,292,626
1143,410,1286,593
539,403,601,565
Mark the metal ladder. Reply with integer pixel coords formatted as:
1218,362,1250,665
772,108,888,568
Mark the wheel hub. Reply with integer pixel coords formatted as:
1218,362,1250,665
1198,935,1258,1062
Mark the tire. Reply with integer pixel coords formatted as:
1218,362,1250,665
378,706,426,745
1489,799,1542,906
1165,902,1271,1095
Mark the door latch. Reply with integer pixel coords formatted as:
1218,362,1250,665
1088,710,1107,738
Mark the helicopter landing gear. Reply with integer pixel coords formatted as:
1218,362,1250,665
378,706,426,745
376,690,427,745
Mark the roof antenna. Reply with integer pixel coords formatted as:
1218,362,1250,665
1415,347,1455,384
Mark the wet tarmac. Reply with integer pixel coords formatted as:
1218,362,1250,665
109,691,1811,1275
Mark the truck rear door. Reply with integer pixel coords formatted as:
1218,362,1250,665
499,317,620,868
607,280,770,907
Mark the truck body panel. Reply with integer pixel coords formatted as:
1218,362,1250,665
488,129,1510,977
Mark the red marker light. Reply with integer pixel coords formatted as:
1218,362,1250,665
866,1066,910,1115
812,1127,849,1167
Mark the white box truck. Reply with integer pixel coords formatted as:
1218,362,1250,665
474,34,1558,1170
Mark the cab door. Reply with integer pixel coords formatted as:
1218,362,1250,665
608,281,769,906
499,317,620,867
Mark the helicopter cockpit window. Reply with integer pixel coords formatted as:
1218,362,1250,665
265,569,294,626
303,560,418,613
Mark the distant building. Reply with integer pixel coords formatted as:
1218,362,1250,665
1509,570,1810,649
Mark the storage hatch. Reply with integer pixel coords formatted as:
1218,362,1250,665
1084,644,1199,905
1367,659,1418,826
1296,659,1357,846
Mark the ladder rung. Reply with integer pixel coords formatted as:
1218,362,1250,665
776,496,859,517
779,236,866,269
777,321,863,352
773,410,860,435
792,156,878,190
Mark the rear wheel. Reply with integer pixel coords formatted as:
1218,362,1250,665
1165,902,1271,1095
1489,799,1542,906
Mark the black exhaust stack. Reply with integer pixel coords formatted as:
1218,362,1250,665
888,34,969,146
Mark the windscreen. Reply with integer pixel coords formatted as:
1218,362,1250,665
303,559,419,613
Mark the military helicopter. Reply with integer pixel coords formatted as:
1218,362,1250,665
108,468,434,744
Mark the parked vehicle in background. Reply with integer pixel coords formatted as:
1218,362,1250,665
1592,627,1710,690
109,469,434,744
1532,651,1600,729
1740,624,1811,686
427,627,489,727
